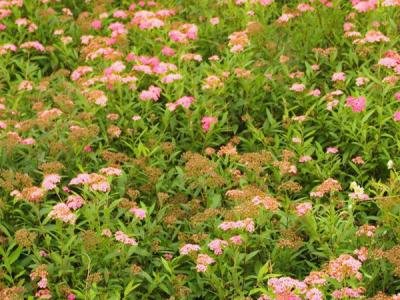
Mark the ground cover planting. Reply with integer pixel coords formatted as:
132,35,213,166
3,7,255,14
0,0,400,299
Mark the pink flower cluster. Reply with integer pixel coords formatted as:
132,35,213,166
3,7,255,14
169,23,198,44
208,239,228,255
290,83,306,92
378,50,400,74
139,85,162,101
332,287,365,299
196,254,215,272
201,116,218,132
179,243,201,255
166,96,195,111
69,173,110,192
130,207,146,220
66,195,84,210
327,254,363,281
354,247,368,262
11,186,46,203
130,54,177,75
161,73,182,84
71,66,93,81
351,0,377,13
295,202,313,216
48,203,77,224
42,174,61,191
268,277,307,298
345,96,366,112
99,167,122,176
332,72,346,82
115,230,138,246
252,196,280,211
356,224,376,237
354,30,389,44
20,41,45,51
218,218,255,233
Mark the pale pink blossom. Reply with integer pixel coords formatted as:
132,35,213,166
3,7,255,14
42,174,61,191
290,83,306,92
66,195,84,210
208,239,228,255
130,207,146,220
180,243,201,255
196,254,215,272
332,72,346,82
48,203,77,224
115,230,137,246
295,202,312,216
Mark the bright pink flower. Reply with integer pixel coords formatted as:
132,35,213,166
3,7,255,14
67,293,76,300
99,167,122,176
345,96,366,112
130,207,146,220
201,116,217,132
394,111,400,121
91,20,102,30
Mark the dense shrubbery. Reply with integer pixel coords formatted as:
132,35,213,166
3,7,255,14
0,0,400,299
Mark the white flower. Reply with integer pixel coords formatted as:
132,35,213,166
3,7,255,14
387,160,394,170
